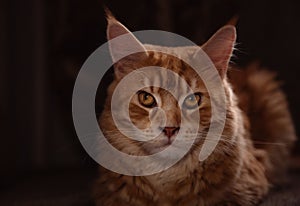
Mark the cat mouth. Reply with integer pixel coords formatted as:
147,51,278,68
143,137,182,154
159,141,173,149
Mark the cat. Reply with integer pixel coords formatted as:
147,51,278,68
93,12,296,206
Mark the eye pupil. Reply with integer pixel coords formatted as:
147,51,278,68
138,91,156,108
183,93,202,109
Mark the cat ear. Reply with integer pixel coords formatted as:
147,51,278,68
106,12,148,79
201,25,236,79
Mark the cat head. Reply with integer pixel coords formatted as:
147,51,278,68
100,13,236,158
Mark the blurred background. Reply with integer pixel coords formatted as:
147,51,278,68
1,0,300,205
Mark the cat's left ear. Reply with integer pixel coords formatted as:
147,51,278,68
201,26,236,79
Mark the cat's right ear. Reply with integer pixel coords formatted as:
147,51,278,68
106,11,148,79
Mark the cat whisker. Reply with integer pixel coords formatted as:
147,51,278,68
250,141,288,146
198,131,289,147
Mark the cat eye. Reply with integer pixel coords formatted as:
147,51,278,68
183,93,202,109
138,91,157,108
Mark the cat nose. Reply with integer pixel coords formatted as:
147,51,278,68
160,127,180,138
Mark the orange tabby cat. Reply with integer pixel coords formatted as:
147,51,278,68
93,13,296,206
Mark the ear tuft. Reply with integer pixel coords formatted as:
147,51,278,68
226,15,239,26
104,7,116,21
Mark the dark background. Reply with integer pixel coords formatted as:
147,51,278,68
1,0,300,205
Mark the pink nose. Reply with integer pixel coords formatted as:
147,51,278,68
161,127,180,138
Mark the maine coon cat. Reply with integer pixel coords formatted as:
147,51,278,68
93,13,296,206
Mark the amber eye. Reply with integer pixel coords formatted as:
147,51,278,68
183,93,202,109
138,91,157,108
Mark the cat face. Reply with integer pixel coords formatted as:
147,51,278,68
125,59,211,156
101,14,236,158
